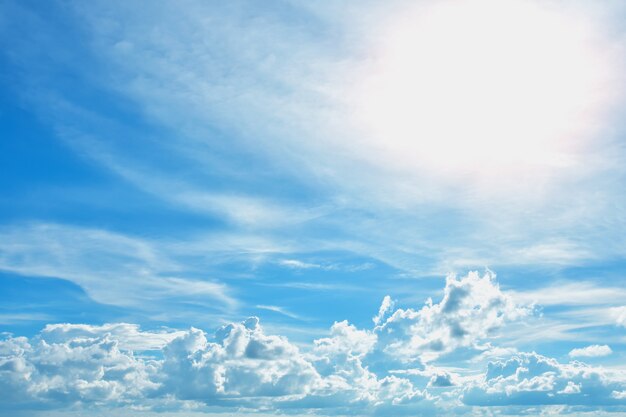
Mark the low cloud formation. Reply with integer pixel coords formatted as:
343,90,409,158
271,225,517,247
0,331,157,409
464,352,626,406
40,323,185,351
0,317,431,414
373,271,530,362
157,317,320,402
1,272,624,415
569,344,613,358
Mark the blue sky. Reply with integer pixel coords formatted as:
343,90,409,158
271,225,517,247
2,0,626,415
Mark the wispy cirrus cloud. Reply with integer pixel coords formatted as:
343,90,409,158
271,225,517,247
0,223,236,310
256,304,303,321
511,281,626,307
5,0,626,277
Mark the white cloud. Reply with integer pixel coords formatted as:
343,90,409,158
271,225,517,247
0,317,431,414
0,331,158,409
288,355,432,415
471,345,519,363
158,317,321,401
40,323,185,351
559,381,582,394
373,295,394,326
389,365,460,388
374,271,531,362
314,320,377,360
1,271,625,414
464,352,626,406
169,191,327,229
0,318,323,410
569,345,612,358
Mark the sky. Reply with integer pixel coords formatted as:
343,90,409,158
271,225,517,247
1,0,626,415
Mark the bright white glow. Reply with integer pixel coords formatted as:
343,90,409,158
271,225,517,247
352,0,615,184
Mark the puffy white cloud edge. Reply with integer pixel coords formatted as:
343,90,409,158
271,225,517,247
1,271,625,414
464,352,626,407
569,345,613,358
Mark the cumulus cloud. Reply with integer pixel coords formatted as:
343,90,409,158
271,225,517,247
314,320,377,360
463,352,626,406
292,320,436,415
389,365,460,388
374,271,530,362
40,323,184,351
157,317,320,402
0,331,157,409
0,319,323,410
3,271,622,415
0,318,428,414
569,344,612,358
373,295,395,326
282,355,433,416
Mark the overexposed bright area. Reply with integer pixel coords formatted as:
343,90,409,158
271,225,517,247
350,0,618,188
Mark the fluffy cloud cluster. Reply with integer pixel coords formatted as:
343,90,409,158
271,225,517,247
374,271,530,362
157,317,320,402
0,331,157,409
464,352,626,407
314,320,377,360
305,320,434,415
0,318,322,410
2,272,623,415
0,317,435,414
40,322,184,350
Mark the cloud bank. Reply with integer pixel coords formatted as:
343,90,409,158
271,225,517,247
464,352,626,407
2,272,623,415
